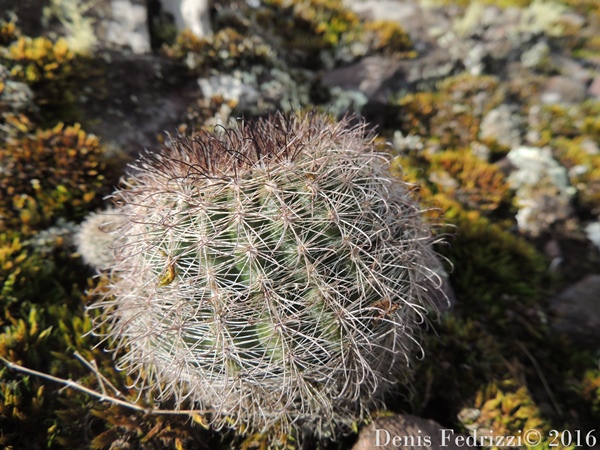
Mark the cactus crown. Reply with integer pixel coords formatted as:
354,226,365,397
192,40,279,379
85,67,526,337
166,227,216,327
91,112,443,440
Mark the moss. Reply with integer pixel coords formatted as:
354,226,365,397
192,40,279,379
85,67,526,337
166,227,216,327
392,141,510,213
409,315,508,415
0,232,52,309
440,197,547,316
0,34,98,120
456,379,578,450
0,123,110,235
252,0,412,68
428,149,510,211
580,369,600,416
258,0,362,53
392,143,600,442
362,20,413,54
0,181,220,450
0,19,19,46
164,27,277,74
42,0,97,55
553,136,600,213
394,73,506,148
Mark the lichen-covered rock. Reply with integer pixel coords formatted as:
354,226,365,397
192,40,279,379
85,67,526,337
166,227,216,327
0,64,34,114
479,104,524,149
507,146,575,236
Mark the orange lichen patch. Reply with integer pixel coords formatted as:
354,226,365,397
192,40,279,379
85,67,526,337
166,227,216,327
0,123,107,233
1,113,34,135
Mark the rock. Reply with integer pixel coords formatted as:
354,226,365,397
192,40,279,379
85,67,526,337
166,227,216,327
0,64,37,140
479,104,524,149
321,56,403,103
75,53,195,155
585,222,600,252
0,80,35,114
541,76,587,105
554,56,592,85
352,414,465,450
343,0,455,50
544,239,562,260
507,146,575,236
520,40,552,71
588,76,600,99
393,131,424,152
345,0,420,24
104,0,151,54
550,275,600,341
160,0,212,38
198,72,260,109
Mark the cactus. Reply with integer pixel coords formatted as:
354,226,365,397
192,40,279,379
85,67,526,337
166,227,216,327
91,112,445,440
75,208,124,269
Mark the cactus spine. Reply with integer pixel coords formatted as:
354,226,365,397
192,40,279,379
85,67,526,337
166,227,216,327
91,112,443,439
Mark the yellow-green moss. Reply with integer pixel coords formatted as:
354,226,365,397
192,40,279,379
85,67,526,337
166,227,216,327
580,369,600,415
553,136,600,213
164,27,277,73
259,0,362,52
460,379,574,450
253,0,412,67
0,19,19,46
0,34,98,119
363,20,413,54
0,123,109,234
394,74,506,148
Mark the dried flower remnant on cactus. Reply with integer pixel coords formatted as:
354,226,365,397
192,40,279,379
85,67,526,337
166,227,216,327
91,112,446,440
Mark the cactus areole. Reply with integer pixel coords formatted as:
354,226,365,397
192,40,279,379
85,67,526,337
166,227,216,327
92,112,444,439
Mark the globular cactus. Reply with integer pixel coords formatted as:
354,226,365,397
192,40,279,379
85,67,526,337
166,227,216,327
76,208,124,269
91,112,444,440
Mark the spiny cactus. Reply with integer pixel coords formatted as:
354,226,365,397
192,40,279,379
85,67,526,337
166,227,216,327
90,112,445,440
75,208,124,269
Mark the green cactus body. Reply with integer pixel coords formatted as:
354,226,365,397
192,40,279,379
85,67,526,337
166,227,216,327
92,112,443,438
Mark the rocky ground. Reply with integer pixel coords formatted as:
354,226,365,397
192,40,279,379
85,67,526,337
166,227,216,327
1,0,600,449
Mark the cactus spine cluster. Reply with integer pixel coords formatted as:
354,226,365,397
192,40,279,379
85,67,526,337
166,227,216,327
91,112,443,439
